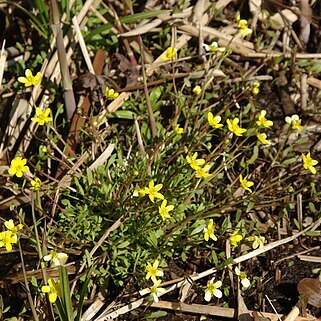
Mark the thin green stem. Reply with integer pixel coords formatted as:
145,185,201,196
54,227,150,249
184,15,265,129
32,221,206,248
18,241,40,321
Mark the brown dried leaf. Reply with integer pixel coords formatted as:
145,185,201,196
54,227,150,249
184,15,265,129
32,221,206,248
298,278,321,308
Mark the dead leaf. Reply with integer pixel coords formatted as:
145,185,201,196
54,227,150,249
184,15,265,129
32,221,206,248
298,278,321,308
76,72,105,102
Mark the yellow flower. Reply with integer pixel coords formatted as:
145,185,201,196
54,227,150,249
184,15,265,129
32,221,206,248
302,152,318,175
146,259,164,283
161,47,177,61
174,124,184,135
0,231,18,251
193,85,202,95
204,219,217,242
31,108,52,125
158,200,174,221
208,112,223,129
30,177,42,191
4,220,23,234
41,146,47,153
144,180,164,203
8,156,29,178
229,230,243,247
252,82,260,95
133,186,147,197
227,118,247,136
203,42,225,52
256,110,273,128
186,152,205,170
41,279,61,303
18,69,41,87
235,267,250,288
236,15,253,37
239,174,254,193
256,132,271,145
105,87,119,100
285,114,304,130
195,164,212,179
247,235,265,249
43,251,68,266
204,277,222,301
140,279,166,303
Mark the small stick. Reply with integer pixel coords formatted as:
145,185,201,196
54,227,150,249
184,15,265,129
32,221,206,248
301,74,308,111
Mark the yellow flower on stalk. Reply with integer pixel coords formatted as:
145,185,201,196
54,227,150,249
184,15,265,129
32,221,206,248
229,230,243,247
195,164,212,179
236,15,253,37
302,152,318,175
105,87,119,100
146,259,164,283
31,108,52,125
144,180,164,203
193,85,202,95
252,82,260,95
204,277,222,301
8,156,29,178
173,124,184,135
247,235,265,249
285,115,304,130
208,112,223,129
140,279,166,303
4,220,23,234
235,267,250,288
239,174,254,193
227,118,247,136
256,132,271,145
158,200,174,221
41,279,61,303
18,69,41,87
43,251,68,267
204,219,217,242
186,152,205,170
203,42,225,52
30,177,42,191
161,47,177,61
0,231,18,251
256,110,273,128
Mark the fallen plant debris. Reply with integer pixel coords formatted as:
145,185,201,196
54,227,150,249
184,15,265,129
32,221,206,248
0,0,321,320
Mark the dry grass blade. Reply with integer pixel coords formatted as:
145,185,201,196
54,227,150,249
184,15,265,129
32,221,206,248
0,40,7,91
146,301,314,321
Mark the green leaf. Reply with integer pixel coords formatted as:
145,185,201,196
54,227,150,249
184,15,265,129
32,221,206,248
293,218,301,230
31,276,38,287
75,266,94,321
150,86,163,103
281,158,297,166
309,202,317,213
294,137,310,145
109,110,137,119
305,231,321,237
85,10,169,40
247,146,259,165
190,223,205,236
212,250,218,267
181,252,187,262
146,311,168,319
222,257,234,267
58,266,74,321
118,241,131,249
